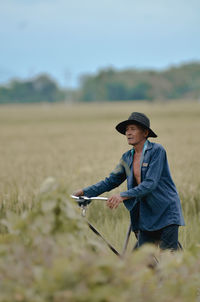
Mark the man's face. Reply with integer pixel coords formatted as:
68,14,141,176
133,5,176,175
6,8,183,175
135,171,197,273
125,124,148,146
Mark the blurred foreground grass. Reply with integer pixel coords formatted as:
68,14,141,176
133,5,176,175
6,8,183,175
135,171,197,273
0,101,200,301
1,188,200,302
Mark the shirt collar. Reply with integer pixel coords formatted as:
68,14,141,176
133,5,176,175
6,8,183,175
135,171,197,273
131,139,149,156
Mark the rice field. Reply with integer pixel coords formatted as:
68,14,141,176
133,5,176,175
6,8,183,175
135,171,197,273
0,101,200,301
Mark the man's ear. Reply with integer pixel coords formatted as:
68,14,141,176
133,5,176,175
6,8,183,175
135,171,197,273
144,129,149,138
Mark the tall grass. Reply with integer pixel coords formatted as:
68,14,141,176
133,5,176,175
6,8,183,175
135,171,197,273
0,101,200,301
0,101,200,250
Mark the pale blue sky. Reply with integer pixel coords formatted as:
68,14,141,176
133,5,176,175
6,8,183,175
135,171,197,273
0,0,200,87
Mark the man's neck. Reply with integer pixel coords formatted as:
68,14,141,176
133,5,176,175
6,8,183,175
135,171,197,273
133,139,147,154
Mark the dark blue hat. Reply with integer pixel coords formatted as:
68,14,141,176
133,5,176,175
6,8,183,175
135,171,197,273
115,112,157,137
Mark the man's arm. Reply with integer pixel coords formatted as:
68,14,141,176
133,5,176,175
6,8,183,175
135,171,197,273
74,158,127,198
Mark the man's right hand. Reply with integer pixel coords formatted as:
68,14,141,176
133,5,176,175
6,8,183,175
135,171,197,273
72,189,84,197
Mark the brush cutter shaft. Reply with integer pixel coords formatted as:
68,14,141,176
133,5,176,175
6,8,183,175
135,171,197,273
70,194,131,257
87,221,120,257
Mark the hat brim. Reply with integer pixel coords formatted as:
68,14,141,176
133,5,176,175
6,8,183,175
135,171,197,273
115,120,157,138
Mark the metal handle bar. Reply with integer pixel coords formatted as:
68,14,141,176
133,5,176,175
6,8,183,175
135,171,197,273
70,195,108,201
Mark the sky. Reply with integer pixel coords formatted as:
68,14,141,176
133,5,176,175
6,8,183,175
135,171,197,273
0,0,200,88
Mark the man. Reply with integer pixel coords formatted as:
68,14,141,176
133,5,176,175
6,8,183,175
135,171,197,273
74,112,185,250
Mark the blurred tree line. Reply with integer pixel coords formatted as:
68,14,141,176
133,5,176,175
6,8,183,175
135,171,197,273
0,74,66,104
0,62,200,103
78,62,200,102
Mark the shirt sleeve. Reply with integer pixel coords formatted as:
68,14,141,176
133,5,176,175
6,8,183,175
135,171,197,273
120,146,166,199
83,158,127,197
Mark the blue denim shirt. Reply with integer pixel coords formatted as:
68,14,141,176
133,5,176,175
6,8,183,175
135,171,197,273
83,140,185,231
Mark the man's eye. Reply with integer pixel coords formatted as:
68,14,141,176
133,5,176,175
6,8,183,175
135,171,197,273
126,127,136,131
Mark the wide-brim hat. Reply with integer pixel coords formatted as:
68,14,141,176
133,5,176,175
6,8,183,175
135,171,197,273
115,112,157,137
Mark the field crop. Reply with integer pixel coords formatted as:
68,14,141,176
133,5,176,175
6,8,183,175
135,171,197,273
0,101,200,301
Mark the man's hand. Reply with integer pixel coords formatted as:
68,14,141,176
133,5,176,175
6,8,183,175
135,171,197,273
106,194,124,209
73,189,84,197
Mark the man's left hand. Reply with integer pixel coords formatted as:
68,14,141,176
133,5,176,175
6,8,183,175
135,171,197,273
106,194,124,209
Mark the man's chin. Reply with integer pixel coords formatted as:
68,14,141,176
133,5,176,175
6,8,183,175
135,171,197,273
127,140,138,146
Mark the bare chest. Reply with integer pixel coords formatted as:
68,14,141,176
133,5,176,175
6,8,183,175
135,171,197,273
133,153,142,185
